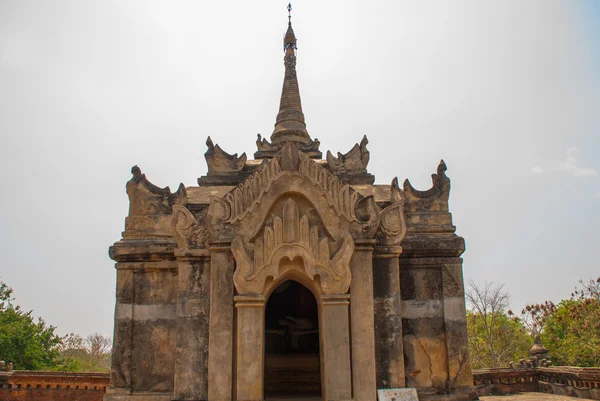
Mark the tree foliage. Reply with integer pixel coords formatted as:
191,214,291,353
59,333,111,372
0,280,65,370
522,277,600,367
468,277,600,369
0,280,111,372
466,281,532,369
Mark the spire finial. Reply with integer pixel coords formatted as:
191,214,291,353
284,3,297,51
271,3,310,145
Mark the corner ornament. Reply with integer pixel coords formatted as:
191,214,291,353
377,178,407,246
326,135,370,174
126,165,186,216
171,205,209,249
205,136,247,174
403,159,450,200
232,198,354,295
351,195,380,240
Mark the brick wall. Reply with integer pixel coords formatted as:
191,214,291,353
1,367,599,400
0,371,109,401
473,366,600,400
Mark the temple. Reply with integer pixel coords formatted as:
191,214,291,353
106,6,476,401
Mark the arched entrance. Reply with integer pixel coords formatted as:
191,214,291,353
231,195,354,401
264,280,321,398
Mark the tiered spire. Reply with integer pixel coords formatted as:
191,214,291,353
271,3,311,145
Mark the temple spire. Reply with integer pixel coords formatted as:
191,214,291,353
271,3,311,145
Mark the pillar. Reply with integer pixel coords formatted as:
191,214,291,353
234,295,265,401
108,265,134,393
174,249,211,401
373,246,405,388
207,242,235,401
441,258,473,388
400,257,448,389
350,240,377,401
320,294,353,401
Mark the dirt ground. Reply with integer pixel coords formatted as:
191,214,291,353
480,392,594,401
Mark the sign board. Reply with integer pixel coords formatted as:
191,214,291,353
377,388,419,401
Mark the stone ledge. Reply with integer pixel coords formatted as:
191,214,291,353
109,239,177,263
473,367,600,400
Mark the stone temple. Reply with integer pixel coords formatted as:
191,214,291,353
106,10,477,401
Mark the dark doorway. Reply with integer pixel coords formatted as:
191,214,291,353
264,280,321,397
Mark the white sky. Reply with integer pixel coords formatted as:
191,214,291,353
1,1,599,338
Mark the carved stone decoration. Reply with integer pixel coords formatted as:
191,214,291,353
352,195,380,239
255,133,322,159
403,160,450,200
204,136,247,174
171,205,208,249
232,198,354,295
0,361,13,371
222,151,362,224
224,157,282,223
377,178,407,246
298,152,360,222
207,195,232,240
326,135,370,174
126,165,186,216
280,141,300,171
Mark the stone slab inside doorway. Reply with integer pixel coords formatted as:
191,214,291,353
265,397,322,401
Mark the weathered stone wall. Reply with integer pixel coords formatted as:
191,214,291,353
0,371,109,401
130,266,178,392
107,166,183,400
173,251,211,400
107,258,179,399
400,257,450,389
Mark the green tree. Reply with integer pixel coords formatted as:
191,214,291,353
466,281,532,369
523,277,600,367
0,280,66,370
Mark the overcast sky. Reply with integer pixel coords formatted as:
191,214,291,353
1,1,599,339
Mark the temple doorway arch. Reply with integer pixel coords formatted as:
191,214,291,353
232,196,354,401
264,280,321,398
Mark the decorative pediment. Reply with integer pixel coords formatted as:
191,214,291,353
232,198,353,295
126,165,186,216
224,157,282,223
298,152,361,222
222,146,361,224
